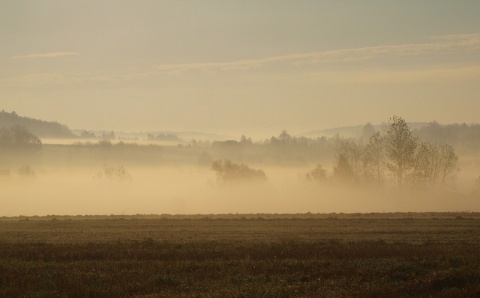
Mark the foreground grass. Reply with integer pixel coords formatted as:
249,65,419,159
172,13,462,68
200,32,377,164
1,214,480,297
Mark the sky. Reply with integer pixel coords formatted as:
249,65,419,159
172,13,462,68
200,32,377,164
1,1,480,138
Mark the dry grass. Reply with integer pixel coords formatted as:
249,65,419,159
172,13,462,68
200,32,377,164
1,213,480,297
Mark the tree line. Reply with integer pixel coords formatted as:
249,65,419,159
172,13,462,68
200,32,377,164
0,115,463,191
0,110,75,139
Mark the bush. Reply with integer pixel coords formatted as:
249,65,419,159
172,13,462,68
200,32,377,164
18,165,35,177
212,159,266,183
0,169,10,176
94,166,132,182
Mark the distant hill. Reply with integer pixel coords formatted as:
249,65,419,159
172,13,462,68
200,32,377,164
0,110,76,139
304,124,381,138
415,122,480,153
304,122,429,138
305,121,480,153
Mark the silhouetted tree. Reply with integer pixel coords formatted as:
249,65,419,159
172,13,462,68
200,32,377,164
437,143,459,185
101,131,116,140
240,135,253,145
412,141,437,188
0,125,42,147
362,132,385,184
306,164,328,182
334,154,355,182
361,122,376,142
412,141,459,190
279,130,292,144
385,116,418,189
80,130,96,138
333,139,362,182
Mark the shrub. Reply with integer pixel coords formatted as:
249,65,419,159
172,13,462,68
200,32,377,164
94,166,132,182
0,169,10,176
18,165,35,177
212,159,266,183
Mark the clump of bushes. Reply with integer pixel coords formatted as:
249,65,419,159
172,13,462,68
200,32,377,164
212,159,266,184
0,169,10,176
18,165,35,177
94,166,132,182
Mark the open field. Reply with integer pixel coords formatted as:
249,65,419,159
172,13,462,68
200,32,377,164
1,213,480,297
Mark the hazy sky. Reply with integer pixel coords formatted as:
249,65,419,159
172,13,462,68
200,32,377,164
1,1,480,137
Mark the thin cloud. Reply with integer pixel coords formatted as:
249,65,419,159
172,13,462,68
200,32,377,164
12,52,81,59
306,66,480,85
2,73,81,86
155,33,480,73
4,33,479,86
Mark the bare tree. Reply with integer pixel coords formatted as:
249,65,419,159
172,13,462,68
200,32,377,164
437,143,459,186
384,116,418,189
333,139,362,183
412,142,438,188
413,142,459,189
362,132,385,184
